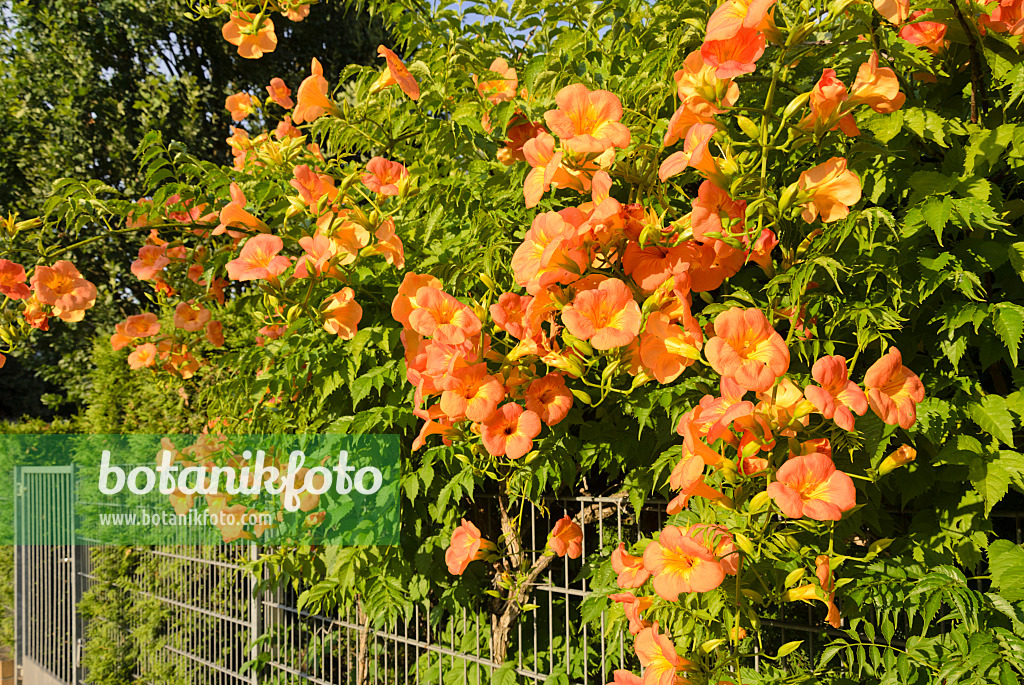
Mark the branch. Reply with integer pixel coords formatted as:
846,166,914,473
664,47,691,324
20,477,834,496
948,0,986,123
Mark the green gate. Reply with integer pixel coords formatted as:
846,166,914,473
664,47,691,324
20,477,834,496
14,465,80,685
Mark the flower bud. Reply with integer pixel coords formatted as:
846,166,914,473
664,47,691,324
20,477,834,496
747,490,772,513
734,532,756,556
781,92,811,121
736,115,760,140
784,567,806,588
879,445,916,475
777,183,800,212
570,388,592,405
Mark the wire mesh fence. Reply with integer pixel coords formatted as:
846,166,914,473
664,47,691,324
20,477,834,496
16,476,1024,685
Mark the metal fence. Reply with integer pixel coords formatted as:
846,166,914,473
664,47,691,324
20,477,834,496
14,465,1024,685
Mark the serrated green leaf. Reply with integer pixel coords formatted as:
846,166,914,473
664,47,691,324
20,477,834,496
970,395,1017,446
993,302,1024,366
989,540,1024,601
1010,242,1024,283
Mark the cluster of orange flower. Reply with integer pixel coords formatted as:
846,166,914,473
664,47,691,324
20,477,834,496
113,47,418,380
0,258,97,368
215,0,314,59
421,0,935,677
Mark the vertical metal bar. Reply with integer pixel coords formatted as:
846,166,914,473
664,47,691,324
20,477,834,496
13,466,21,675
250,543,260,685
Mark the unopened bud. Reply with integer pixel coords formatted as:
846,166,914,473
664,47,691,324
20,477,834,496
736,115,760,140
784,567,806,588
778,183,800,212
747,490,772,514
734,532,755,556
782,92,811,121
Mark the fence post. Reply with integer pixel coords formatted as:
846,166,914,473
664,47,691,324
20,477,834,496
250,543,260,685
12,466,20,681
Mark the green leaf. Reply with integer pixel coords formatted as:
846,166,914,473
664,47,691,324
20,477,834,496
993,303,1024,366
1010,242,1024,284
777,640,804,658
492,662,519,685
920,195,952,244
970,395,1017,446
989,540,1024,602
971,457,1011,516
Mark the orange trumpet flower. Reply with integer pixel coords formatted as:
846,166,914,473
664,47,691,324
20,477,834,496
370,45,421,101
864,347,925,429
767,452,857,521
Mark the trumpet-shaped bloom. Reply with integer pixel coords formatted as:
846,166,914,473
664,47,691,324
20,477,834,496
700,27,766,79
674,50,740,117
371,219,405,268
407,287,482,345
659,122,719,182
490,292,535,340
879,444,917,474
640,312,703,384
131,245,170,281
815,555,841,628
525,373,574,426
634,623,692,685
371,46,421,101
666,453,727,514
391,273,443,328
291,165,339,208
622,243,690,294
0,260,31,300
767,453,857,520
173,302,211,332
548,515,583,558
226,234,290,281
293,58,339,124
611,543,652,589
873,0,909,24
127,343,157,369
266,77,294,109
445,519,495,575
643,525,726,599
217,183,267,235
225,92,254,121
691,180,746,242
900,12,948,54
804,355,868,431
562,278,641,350
607,670,643,685
362,157,409,196
481,403,541,459
705,0,777,41
322,288,363,340
440,363,505,421
31,261,97,314
849,52,906,113
798,157,861,224
610,593,654,635
704,307,790,393
543,84,631,154
474,58,518,104
206,320,225,347
512,211,589,292
800,70,860,137
222,12,277,59
864,347,925,429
